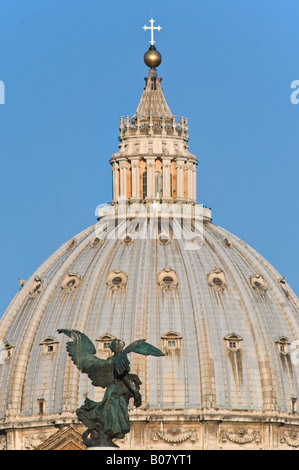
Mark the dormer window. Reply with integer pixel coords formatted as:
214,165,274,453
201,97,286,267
40,337,58,354
106,270,127,293
161,332,182,354
158,233,171,246
37,398,45,415
61,272,81,294
222,237,232,248
121,233,134,246
157,268,178,291
250,273,267,295
29,276,44,299
90,236,104,248
67,238,77,251
207,269,227,292
224,333,243,352
0,342,15,362
96,334,115,358
275,337,291,356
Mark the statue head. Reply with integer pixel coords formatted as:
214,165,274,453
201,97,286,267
110,339,125,354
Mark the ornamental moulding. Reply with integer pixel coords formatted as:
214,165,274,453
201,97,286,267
61,271,81,294
221,428,260,445
29,276,44,299
90,236,104,248
106,269,127,293
280,431,299,448
151,428,197,444
207,269,226,292
250,273,267,295
157,267,178,291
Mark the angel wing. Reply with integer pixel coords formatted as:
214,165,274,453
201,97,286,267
114,339,165,378
57,329,115,388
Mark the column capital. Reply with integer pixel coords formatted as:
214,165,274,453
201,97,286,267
118,158,128,168
145,157,156,169
175,157,185,168
130,156,141,169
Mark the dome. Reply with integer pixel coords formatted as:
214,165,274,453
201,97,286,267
1,216,298,411
1,34,299,450
1,216,299,449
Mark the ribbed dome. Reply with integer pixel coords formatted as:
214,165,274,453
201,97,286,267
1,216,298,419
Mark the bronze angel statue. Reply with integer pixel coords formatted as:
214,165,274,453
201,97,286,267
57,329,165,448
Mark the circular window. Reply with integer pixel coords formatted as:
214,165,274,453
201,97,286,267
61,272,81,293
158,268,178,291
158,233,171,245
121,233,134,246
29,276,44,298
207,269,226,292
90,236,104,247
33,282,42,292
213,277,223,287
163,276,174,285
66,279,76,289
112,276,122,286
67,239,77,251
250,273,267,294
106,269,127,292
222,237,232,248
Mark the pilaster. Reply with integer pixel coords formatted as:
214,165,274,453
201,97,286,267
130,157,141,202
145,157,156,201
175,157,185,201
118,159,128,202
162,159,172,201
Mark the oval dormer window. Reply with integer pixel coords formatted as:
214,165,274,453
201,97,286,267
106,269,127,293
213,277,223,287
112,276,122,286
207,269,226,292
157,268,178,291
158,233,171,246
121,233,134,246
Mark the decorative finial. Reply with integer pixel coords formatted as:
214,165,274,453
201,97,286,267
142,17,162,45
143,17,162,69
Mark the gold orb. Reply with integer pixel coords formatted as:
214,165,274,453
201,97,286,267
144,46,162,69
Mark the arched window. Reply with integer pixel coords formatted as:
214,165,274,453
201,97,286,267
155,171,162,199
142,170,147,200
170,172,173,198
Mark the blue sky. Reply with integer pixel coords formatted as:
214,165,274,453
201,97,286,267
0,0,298,315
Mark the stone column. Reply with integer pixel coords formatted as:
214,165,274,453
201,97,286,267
175,157,185,200
145,157,156,201
186,161,194,202
192,163,197,202
118,158,127,202
162,159,172,201
130,157,140,202
112,161,119,202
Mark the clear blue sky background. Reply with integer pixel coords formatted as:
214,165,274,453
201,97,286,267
0,0,298,316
